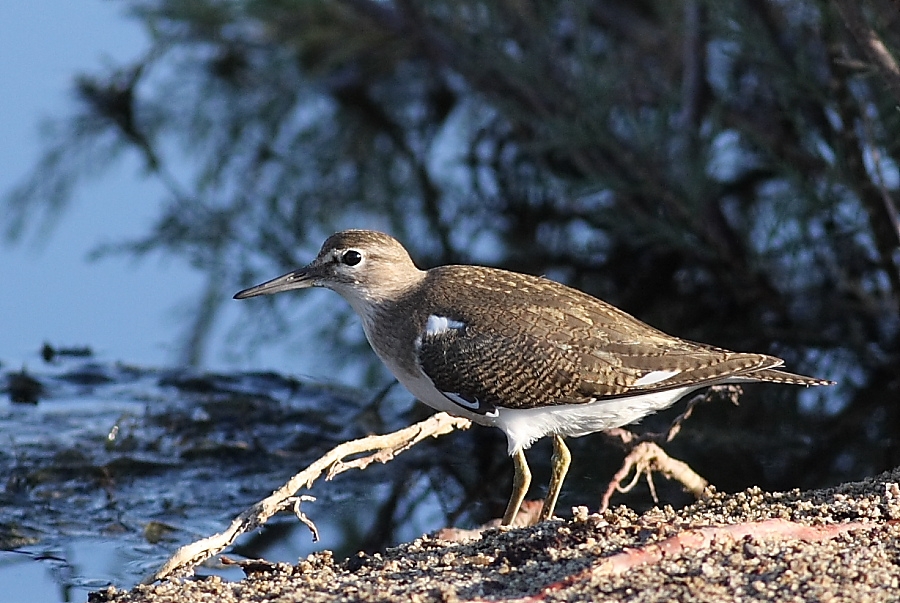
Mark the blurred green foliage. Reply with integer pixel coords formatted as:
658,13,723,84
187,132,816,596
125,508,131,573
5,0,900,496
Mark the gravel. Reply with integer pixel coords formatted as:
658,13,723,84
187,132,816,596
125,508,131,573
91,467,900,603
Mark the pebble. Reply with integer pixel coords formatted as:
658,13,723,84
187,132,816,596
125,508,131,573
91,468,900,603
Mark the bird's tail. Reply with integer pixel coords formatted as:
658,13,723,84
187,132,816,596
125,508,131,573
746,368,835,386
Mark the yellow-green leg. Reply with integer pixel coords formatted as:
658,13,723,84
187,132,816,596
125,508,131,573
538,435,571,522
502,448,532,525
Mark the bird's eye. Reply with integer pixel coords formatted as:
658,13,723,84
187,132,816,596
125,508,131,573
341,250,362,266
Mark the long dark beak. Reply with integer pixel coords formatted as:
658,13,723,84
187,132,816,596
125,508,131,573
233,267,315,299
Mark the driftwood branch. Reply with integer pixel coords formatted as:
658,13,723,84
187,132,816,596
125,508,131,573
598,440,709,512
599,385,741,510
148,411,471,583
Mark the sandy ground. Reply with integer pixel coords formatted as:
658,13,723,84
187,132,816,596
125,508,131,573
91,468,900,602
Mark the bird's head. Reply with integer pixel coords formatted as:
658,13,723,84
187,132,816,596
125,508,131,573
234,230,425,308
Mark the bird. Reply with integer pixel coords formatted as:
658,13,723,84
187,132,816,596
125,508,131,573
234,229,833,526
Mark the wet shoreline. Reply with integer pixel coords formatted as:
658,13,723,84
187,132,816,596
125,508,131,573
96,469,900,602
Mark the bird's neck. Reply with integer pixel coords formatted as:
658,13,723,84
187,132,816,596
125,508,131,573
343,284,425,380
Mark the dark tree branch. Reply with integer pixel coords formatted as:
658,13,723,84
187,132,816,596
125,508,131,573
833,0,900,105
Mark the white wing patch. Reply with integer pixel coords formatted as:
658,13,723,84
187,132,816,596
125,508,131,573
424,315,466,336
415,315,466,352
633,369,681,387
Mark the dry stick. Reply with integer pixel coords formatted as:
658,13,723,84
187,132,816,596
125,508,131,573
148,412,471,583
598,440,709,512
599,386,741,511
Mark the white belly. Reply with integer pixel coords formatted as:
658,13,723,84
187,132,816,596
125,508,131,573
493,387,694,454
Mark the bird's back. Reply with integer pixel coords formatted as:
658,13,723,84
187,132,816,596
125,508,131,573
365,264,821,414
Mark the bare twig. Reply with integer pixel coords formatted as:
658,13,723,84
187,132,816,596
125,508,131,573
665,385,741,442
290,495,320,541
148,412,471,583
598,440,709,512
599,386,740,510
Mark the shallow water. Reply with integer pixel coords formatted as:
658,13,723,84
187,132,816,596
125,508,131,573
1,354,710,602
0,359,496,602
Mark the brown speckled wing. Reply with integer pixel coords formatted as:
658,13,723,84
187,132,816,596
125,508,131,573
417,327,589,414
409,265,822,412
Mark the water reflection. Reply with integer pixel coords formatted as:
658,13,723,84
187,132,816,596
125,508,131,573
0,360,502,599
1,358,697,601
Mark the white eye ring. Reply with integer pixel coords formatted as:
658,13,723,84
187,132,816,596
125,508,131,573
341,249,362,266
